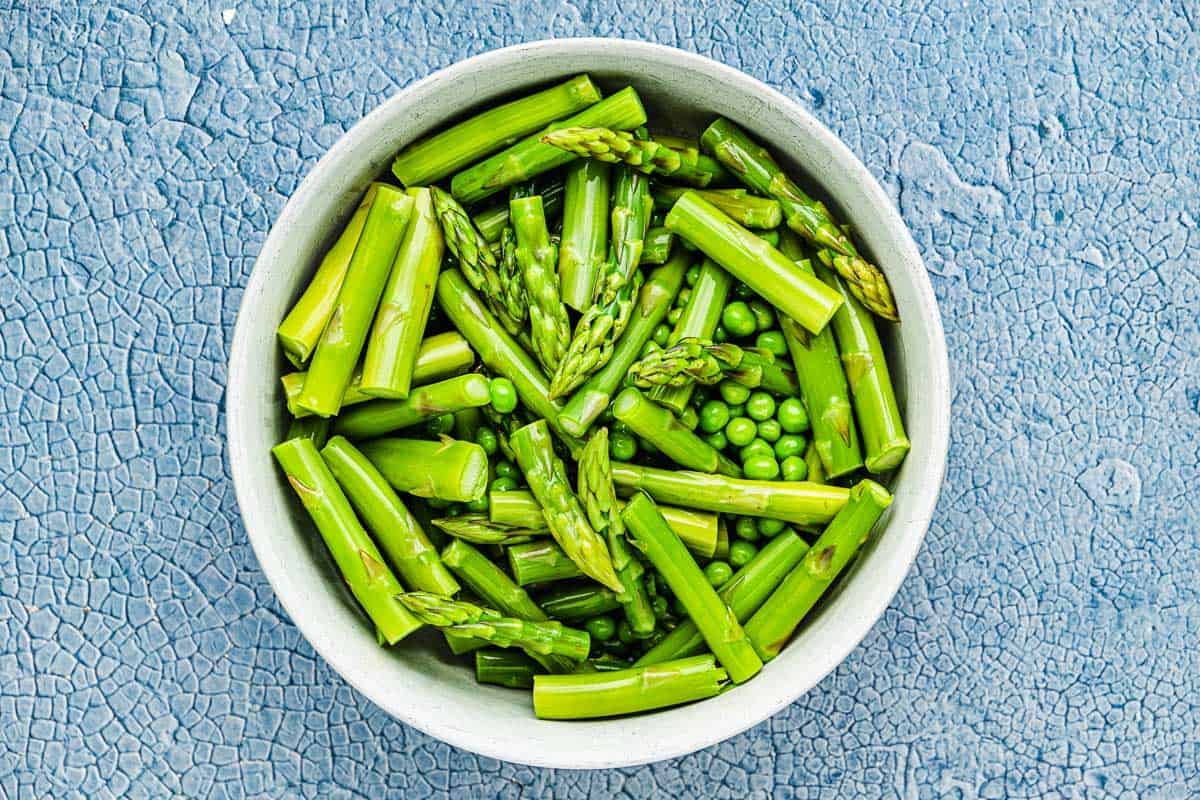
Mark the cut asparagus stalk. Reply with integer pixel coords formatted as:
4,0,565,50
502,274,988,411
356,436,490,503
612,387,742,477
533,655,728,719
332,374,493,440
558,159,611,311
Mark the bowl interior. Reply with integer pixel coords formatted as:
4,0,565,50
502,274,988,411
228,39,949,769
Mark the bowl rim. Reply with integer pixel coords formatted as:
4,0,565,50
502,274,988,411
227,36,950,768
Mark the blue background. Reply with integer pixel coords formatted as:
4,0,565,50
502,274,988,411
2,1,1198,797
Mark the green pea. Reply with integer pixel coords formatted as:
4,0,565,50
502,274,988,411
699,400,731,433
703,561,733,587
685,265,701,286
718,380,751,405
713,325,729,343
726,403,745,419
704,431,728,451
748,299,775,331
777,397,810,433
746,391,776,421
652,324,671,347
743,455,780,480
729,540,759,568
667,307,683,326
739,439,774,463
425,413,455,437
724,417,757,447
488,377,518,414
493,460,518,479
474,427,499,456
756,419,782,443
781,455,808,481
774,434,806,460
465,494,489,513
734,517,760,541
617,621,634,645
586,615,616,642
676,287,693,308
639,340,662,358
755,330,788,357
490,476,518,493
757,518,787,537
721,301,757,337
610,430,638,461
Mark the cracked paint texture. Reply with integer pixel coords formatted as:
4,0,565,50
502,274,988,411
1,1,1198,797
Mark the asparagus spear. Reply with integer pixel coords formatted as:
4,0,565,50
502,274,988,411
438,539,578,671
398,592,590,661
474,179,565,243
320,436,460,596
490,489,719,560
665,191,842,335
611,463,849,526
391,75,601,186
578,428,656,637
541,127,728,188
612,388,742,477
622,495,762,683
285,416,331,448
272,438,421,643
431,515,548,546
507,540,583,586
558,252,689,436
276,183,379,367
777,232,864,478
652,185,782,229
511,195,571,373
332,374,493,440
430,186,523,335
631,338,767,389
476,649,541,689
282,332,475,418
804,439,827,484
745,479,892,660
649,258,733,412
635,529,810,666
549,161,653,398
559,160,611,311
297,187,413,416
533,655,728,719
356,436,490,503
509,420,622,590
451,87,647,204
813,259,910,473
537,583,623,621
701,118,899,321
494,226,528,333
638,227,675,265
361,188,445,398
435,270,584,452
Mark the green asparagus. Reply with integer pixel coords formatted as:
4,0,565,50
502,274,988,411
509,420,622,591
320,436,460,596
578,428,656,637
537,583,623,621
541,127,728,188
559,160,611,311
650,259,734,413
333,374,493,440
665,191,842,335
533,655,727,719
474,179,565,243
745,479,892,660
511,195,571,373
612,388,742,477
638,226,675,265
558,252,689,435
431,515,547,546
452,87,647,203
507,540,584,586
653,186,782,229
622,495,762,683
285,416,331,449
635,529,809,666
476,648,541,689
277,183,379,367
356,436,490,503
272,438,421,643
392,75,601,186
701,118,899,321
399,592,590,661
549,162,653,398
297,187,414,417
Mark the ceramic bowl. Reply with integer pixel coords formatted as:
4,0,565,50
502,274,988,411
227,38,950,768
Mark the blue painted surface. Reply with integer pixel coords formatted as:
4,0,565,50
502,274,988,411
1,1,1197,796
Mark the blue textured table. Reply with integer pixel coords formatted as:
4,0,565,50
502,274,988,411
2,2,1197,797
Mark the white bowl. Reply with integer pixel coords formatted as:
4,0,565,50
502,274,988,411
227,38,950,769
